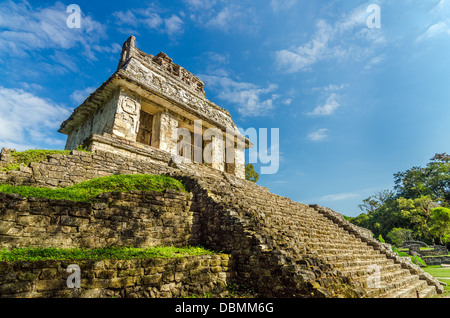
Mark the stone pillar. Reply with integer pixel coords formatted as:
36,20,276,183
151,111,178,155
223,131,246,179
112,88,141,141
234,134,246,179
204,128,224,172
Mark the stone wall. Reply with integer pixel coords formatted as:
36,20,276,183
0,147,445,298
418,246,448,257
0,254,230,298
0,146,174,189
423,256,450,266
65,88,119,150
0,190,200,250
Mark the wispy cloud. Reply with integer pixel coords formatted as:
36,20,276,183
320,191,361,202
0,1,108,61
275,20,332,72
416,21,450,42
113,5,184,37
307,93,340,116
70,87,96,105
0,86,71,150
416,0,450,43
307,128,328,142
308,83,347,116
270,0,298,13
183,0,258,34
274,4,386,73
200,74,279,117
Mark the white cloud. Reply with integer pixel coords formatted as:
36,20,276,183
206,5,246,32
270,0,298,12
364,54,385,70
183,0,217,10
307,128,328,142
275,20,332,72
184,1,258,33
307,93,340,116
70,87,96,105
164,15,184,35
0,86,71,150
275,4,386,73
113,10,139,27
199,75,279,117
416,21,450,42
0,1,106,61
415,0,450,43
113,6,183,36
320,192,361,202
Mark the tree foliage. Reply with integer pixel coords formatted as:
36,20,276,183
429,207,450,245
348,153,450,246
393,153,450,205
245,163,259,183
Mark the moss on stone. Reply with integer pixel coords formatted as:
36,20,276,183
0,174,187,202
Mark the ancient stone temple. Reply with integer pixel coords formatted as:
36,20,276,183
58,36,250,179
0,36,445,299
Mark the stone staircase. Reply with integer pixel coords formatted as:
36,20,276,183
0,147,443,298
169,162,444,298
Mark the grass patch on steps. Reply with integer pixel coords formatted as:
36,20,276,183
0,246,214,262
0,174,187,202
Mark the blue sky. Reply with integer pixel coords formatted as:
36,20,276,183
1,0,450,217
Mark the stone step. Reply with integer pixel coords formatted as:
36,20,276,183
305,243,377,253
331,258,396,271
345,268,412,288
363,273,422,298
378,279,431,298
293,228,358,239
418,285,438,299
318,251,387,262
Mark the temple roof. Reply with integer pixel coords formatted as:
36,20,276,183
59,36,244,139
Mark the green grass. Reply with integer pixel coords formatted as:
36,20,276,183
0,246,214,262
422,266,450,297
0,148,91,171
0,174,187,202
423,265,450,278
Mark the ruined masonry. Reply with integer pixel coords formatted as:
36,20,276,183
58,35,250,180
0,36,444,298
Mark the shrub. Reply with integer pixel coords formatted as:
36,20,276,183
387,228,414,246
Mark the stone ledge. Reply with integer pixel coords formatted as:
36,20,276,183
0,255,230,298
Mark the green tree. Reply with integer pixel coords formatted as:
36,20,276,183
386,228,414,246
352,194,435,243
349,153,450,245
394,153,450,205
429,207,450,245
245,164,259,183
